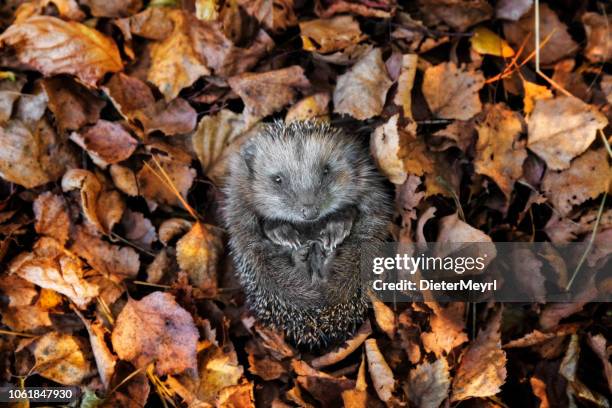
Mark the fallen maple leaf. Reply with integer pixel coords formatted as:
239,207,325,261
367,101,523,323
0,16,123,86
422,62,485,120
111,291,199,376
474,103,527,198
228,66,310,119
527,96,607,170
451,308,507,401
333,48,392,120
541,148,611,217
407,358,450,408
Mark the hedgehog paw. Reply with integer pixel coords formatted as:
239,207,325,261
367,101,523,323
264,223,302,249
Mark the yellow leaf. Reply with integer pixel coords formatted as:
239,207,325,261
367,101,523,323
471,26,514,58
38,288,63,309
522,79,553,114
195,0,218,21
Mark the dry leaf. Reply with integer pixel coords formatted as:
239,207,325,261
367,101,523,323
237,0,297,32
228,66,310,119
293,360,356,406
474,103,527,198
315,0,395,18
61,169,106,233
34,192,70,246
119,7,174,41
0,118,76,188
370,295,396,339
333,48,392,120
522,80,553,115
110,164,139,197
451,308,507,401
9,237,99,308
394,54,418,119
176,222,222,294
582,12,612,63
527,96,607,170
137,157,196,208
121,209,156,248
364,338,395,403
0,274,37,307
300,15,365,54
400,119,434,176
29,332,94,385
511,247,546,303
42,77,106,132
471,26,514,57
0,16,122,86
422,62,484,120
2,304,51,333
111,291,198,376
191,109,259,185
311,320,372,368
587,334,612,394
421,302,468,357
371,114,407,184
503,4,578,66
70,120,138,168
418,0,493,31
495,0,532,21
132,97,197,136
286,92,330,123
80,0,142,18
407,358,450,408
103,73,155,119
76,315,117,390
196,344,245,403
541,148,611,217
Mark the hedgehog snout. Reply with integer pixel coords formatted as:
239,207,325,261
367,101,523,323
301,205,319,220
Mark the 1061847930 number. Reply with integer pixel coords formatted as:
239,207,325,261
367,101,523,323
0,386,79,403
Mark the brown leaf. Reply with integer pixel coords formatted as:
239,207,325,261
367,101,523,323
70,120,138,168
587,333,612,394
237,0,297,32
522,79,553,115
218,380,255,408
285,92,330,123
370,114,407,184
121,209,156,248
293,360,356,406
364,338,396,403
196,344,245,403
119,6,174,41
527,96,607,170
176,222,223,294
418,0,493,32
407,358,450,408
495,0,532,21
34,192,70,246
137,157,196,208
0,16,123,86
103,73,155,118
133,97,197,136
400,119,434,177
9,237,99,308
333,48,392,120
228,66,310,119
0,274,37,307
451,308,507,401
582,12,612,63
300,15,365,54
511,247,546,303
474,103,527,198
394,54,418,119
110,164,139,197
422,62,484,120
0,75,26,125
111,291,198,376
370,295,396,339
75,314,117,390
71,225,140,281
0,118,76,188
80,0,142,18
42,77,106,132
2,304,51,333
503,4,578,67
436,212,495,245
421,302,468,357
541,148,611,217
29,332,94,385
315,0,395,18
311,320,372,368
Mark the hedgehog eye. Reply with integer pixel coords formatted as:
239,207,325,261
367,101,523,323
273,175,283,184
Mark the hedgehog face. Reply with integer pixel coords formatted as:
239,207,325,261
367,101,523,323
241,123,365,223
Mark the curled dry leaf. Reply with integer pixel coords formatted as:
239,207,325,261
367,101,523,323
371,114,407,184
111,291,199,376
311,320,372,368
34,192,70,246
228,66,310,119
110,164,139,197
394,54,418,119
159,218,193,245
581,12,612,63
76,314,117,390
42,77,106,132
364,338,395,404
0,118,76,188
192,109,259,185
407,358,450,408
195,344,245,404
422,62,484,120
333,48,392,120
541,148,611,217
587,334,612,394
29,332,94,385
176,222,223,294
292,360,355,406
299,15,365,54
474,103,527,198
137,158,196,208
503,4,578,67
418,0,493,32
527,96,607,170
451,308,507,401
71,226,140,281
118,7,174,41
70,120,138,168
121,209,156,248
421,302,468,357
9,237,99,308
370,295,396,339
0,16,123,86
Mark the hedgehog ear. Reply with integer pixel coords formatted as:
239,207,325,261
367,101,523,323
241,139,256,173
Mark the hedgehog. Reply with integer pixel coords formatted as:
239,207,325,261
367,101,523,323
223,121,392,349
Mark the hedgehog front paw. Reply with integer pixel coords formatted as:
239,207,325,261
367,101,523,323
319,217,353,252
264,223,303,249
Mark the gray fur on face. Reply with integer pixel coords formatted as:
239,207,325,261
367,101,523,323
223,121,392,349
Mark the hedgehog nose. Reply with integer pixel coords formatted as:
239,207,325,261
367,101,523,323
301,206,319,220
